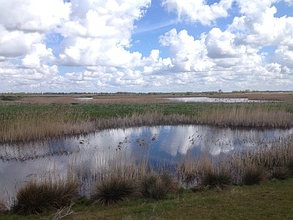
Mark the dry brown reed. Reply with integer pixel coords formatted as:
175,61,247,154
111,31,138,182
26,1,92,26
0,108,95,144
199,106,293,128
177,137,293,187
12,177,78,215
1,102,293,144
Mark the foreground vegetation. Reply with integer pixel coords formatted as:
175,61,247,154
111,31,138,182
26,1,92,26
2,178,293,219
1,135,293,218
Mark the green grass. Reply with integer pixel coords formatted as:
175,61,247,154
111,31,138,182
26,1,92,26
2,178,293,219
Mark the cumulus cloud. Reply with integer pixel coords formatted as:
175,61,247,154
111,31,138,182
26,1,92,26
159,29,214,72
0,25,42,58
284,0,293,6
162,0,233,25
0,0,293,92
0,0,70,32
59,0,150,67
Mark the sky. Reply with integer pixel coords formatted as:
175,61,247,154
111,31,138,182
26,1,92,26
0,0,293,93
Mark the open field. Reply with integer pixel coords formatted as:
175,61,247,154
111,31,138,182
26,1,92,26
1,91,293,104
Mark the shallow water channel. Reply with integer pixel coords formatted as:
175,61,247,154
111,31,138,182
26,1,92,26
1,125,293,203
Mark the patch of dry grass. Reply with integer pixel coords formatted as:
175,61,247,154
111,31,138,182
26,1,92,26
12,178,78,215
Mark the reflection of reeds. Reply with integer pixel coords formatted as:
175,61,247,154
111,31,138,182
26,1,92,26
179,138,293,187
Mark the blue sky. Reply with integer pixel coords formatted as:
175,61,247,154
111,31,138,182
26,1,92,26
0,0,293,93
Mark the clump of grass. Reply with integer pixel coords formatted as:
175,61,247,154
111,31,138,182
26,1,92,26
201,170,232,189
242,166,265,185
91,176,136,205
270,167,290,180
0,199,8,214
287,159,293,175
12,179,78,215
139,172,177,200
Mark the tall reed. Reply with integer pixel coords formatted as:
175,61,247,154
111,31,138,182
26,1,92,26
1,102,293,143
198,105,293,128
0,106,95,143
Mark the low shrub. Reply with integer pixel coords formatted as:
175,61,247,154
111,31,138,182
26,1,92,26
0,199,8,214
202,170,232,189
242,167,265,185
12,180,78,215
270,167,290,180
287,159,293,175
91,176,135,205
139,172,177,200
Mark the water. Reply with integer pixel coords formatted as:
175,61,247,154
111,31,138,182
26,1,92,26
166,97,266,103
1,125,293,203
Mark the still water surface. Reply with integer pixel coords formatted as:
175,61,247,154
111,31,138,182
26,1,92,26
1,125,292,201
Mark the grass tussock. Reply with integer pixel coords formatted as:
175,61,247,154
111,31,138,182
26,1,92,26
12,179,78,215
242,166,266,185
0,199,8,214
270,167,291,180
139,172,177,200
91,176,136,205
201,170,232,189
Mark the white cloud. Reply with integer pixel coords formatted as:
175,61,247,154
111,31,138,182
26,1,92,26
0,0,70,32
59,0,150,67
22,44,55,68
0,0,293,92
273,46,293,67
162,0,233,25
284,0,293,6
205,28,246,59
159,29,214,72
235,0,278,17
0,25,42,58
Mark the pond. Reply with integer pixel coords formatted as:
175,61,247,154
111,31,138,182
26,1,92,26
166,97,266,103
1,125,293,204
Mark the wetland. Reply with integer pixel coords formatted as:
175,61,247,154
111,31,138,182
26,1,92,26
1,92,293,215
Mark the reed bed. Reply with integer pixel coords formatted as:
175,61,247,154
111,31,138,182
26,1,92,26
0,106,95,143
199,105,293,128
1,102,293,144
